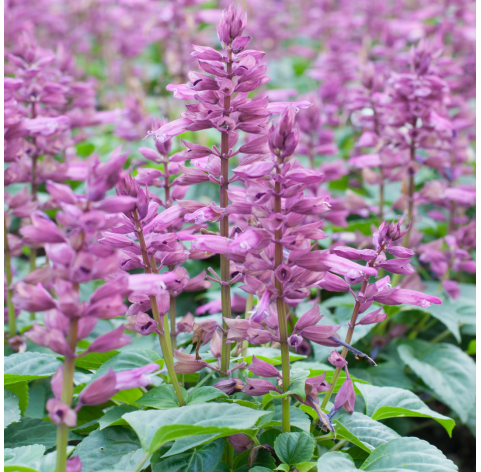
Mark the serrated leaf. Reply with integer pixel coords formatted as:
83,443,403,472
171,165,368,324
397,341,475,423
123,403,269,454
4,444,45,466
274,432,316,466
72,426,142,472
163,434,221,457
4,382,29,415
401,304,460,342
319,451,357,471
87,349,164,386
75,351,119,371
152,438,224,472
357,384,455,436
270,380,306,400
4,352,61,384
4,390,21,428
259,405,311,432
361,437,458,471
187,386,228,405
335,412,400,453
350,362,413,390
5,418,57,449
138,385,186,409
99,405,138,430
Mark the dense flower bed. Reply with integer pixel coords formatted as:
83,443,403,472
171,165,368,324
4,1,475,472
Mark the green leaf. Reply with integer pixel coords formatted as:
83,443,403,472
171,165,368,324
233,447,276,472
274,432,316,466
397,341,476,423
24,384,46,419
111,388,144,405
248,468,276,472
4,445,45,466
4,419,57,449
357,384,455,436
296,462,317,472
152,438,224,472
123,403,269,454
187,386,228,405
466,339,476,355
33,447,75,472
5,382,29,415
4,390,21,428
163,434,221,457
72,426,142,472
99,405,138,430
402,304,460,342
259,405,311,432
75,351,119,371
335,412,400,453
87,349,164,385
361,437,458,471
350,362,413,390
269,380,306,401
318,451,357,471
138,385,186,409
4,352,61,384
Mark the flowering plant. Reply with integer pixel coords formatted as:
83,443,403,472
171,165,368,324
4,2,475,472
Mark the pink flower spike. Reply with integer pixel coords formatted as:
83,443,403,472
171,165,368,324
241,378,280,396
148,117,193,143
333,367,356,414
373,287,442,307
79,369,118,406
294,304,323,333
357,307,387,325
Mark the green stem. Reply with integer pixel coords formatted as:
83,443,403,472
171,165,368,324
4,218,16,336
408,312,430,340
223,439,234,470
169,293,177,350
274,155,290,432
55,316,78,472
132,453,150,472
134,211,185,406
330,439,347,451
220,50,233,377
430,329,452,344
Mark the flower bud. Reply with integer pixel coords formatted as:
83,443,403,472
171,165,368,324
248,356,281,378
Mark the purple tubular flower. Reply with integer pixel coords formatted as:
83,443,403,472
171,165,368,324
373,287,442,307
78,369,118,406
148,118,193,143
332,368,356,414
378,259,416,275
20,212,66,243
241,378,280,396
66,457,82,472
46,399,77,427
294,304,323,332
12,282,57,312
249,356,281,378
133,313,158,335
115,363,160,390
228,433,254,453
24,324,72,357
174,350,208,374
328,350,348,368
214,378,244,395
357,307,387,325
83,326,130,353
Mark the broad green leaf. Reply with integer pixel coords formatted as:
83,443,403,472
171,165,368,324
269,380,306,401
401,304,460,342
4,445,45,466
350,362,413,390
274,432,316,466
5,419,57,449
152,438,224,472
24,384,46,419
137,385,187,409
32,447,75,472
75,351,119,371
4,382,29,415
163,434,221,457
233,447,276,472
87,349,164,385
357,384,455,436
466,339,476,355
361,437,457,471
99,405,138,430
335,412,400,453
249,468,276,472
187,386,228,405
296,462,317,472
259,405,311,432
397,341,475,423
319,451,358,471
123,403,269,454
72,426,142,472
347,447,370,468
4,390,21,428
4,352,61,384
4,465,40,472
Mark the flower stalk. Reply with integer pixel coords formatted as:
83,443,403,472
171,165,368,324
133,210,185,406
